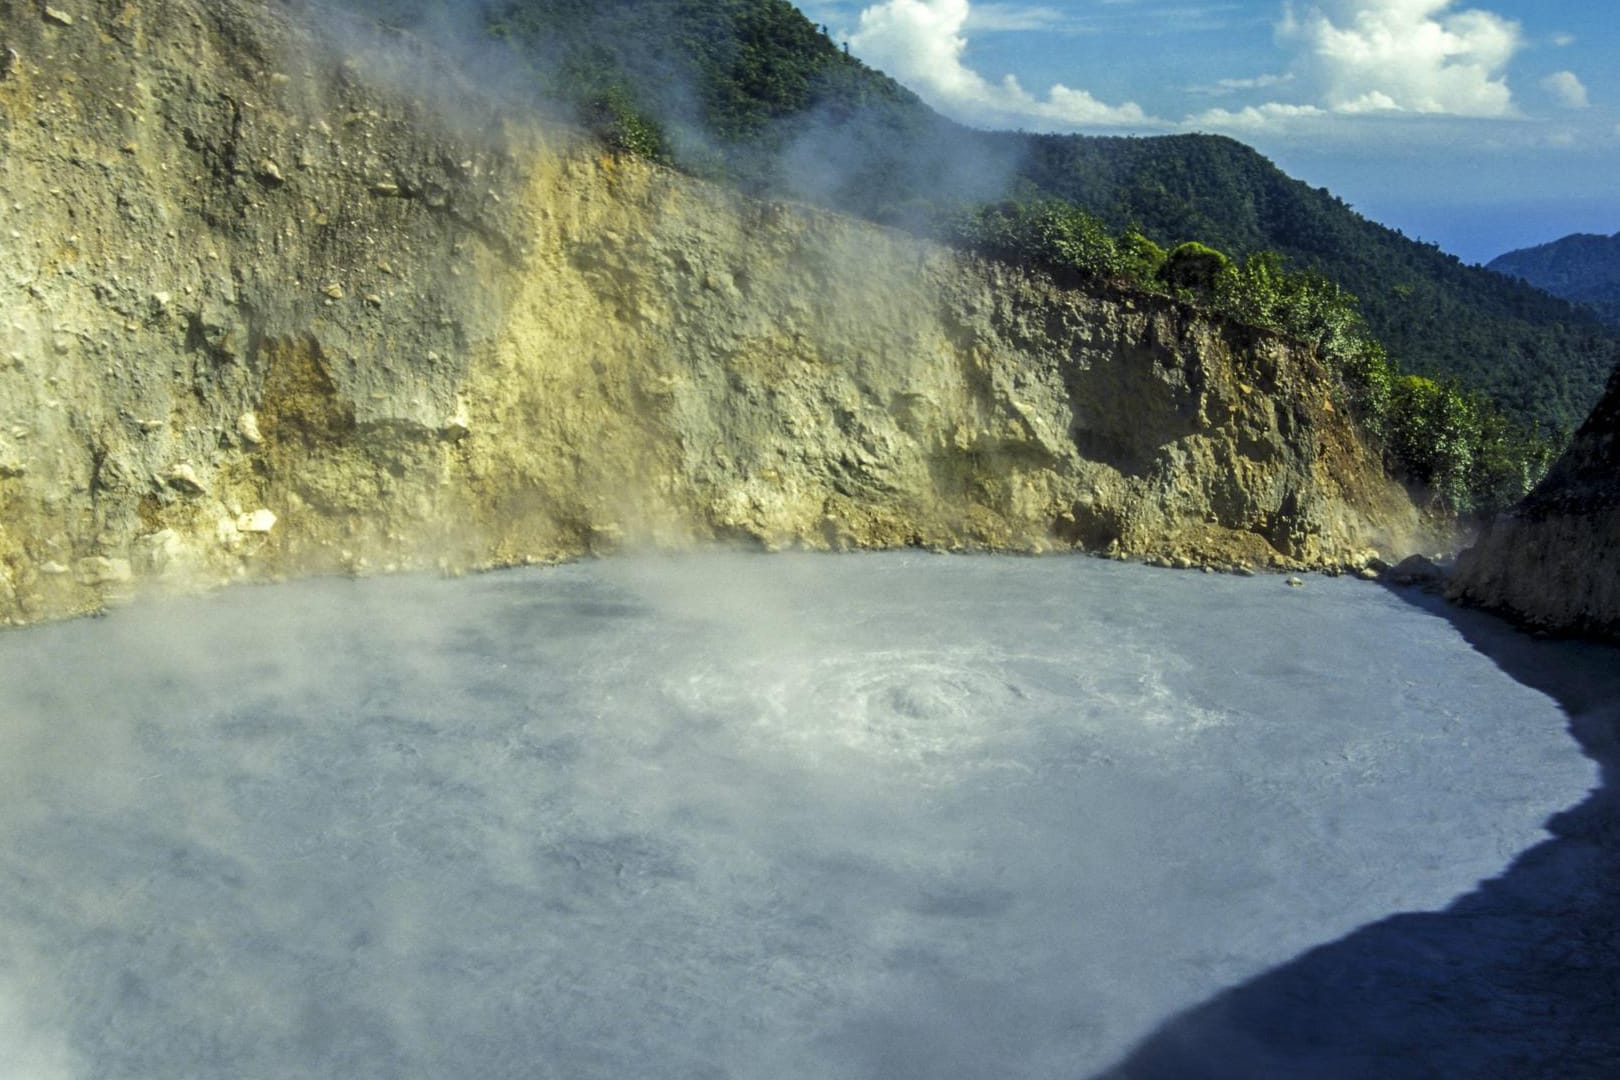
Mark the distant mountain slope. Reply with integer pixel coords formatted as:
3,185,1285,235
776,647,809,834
1005,133,1615,435
346,0,1619,439
1488,232,1620,329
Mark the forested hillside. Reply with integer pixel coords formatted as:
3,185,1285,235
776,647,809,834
1489,232,1620,329
1007,134,1616,435
342,0,1618,508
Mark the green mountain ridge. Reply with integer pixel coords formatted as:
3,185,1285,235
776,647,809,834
1488,232,1620,329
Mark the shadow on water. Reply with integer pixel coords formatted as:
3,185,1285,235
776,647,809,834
1097,584,1620,1080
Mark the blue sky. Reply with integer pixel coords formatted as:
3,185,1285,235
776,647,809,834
796,0,1619,263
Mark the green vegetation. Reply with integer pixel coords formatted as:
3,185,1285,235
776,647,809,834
1001,133,1618,443
937,200,1557,512
1159,242,1231,293
476,0,934,192
345,0,1618,512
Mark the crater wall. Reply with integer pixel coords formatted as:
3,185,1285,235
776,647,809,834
0,0,1429,623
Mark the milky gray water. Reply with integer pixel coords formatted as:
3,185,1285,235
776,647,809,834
0,553,1612,1078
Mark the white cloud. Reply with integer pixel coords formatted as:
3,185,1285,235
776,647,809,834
1188,1,1525,134
1191,101,1326,131
1190,73,1295,98
848,0,1160,129
963,4,1068,32
844,0,1583,147
1280,1,1522,117
1541,71,1589,110
1218,73,1294,91
1551,32,1576,48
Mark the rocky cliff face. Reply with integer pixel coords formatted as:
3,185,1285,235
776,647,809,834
0,0,1432,625
1450,363,1620,639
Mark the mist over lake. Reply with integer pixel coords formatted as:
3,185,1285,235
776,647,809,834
0,553,1614,1078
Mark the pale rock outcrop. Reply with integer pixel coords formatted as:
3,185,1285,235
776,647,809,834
0,0,1433,624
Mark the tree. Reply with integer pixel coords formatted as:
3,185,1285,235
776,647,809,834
1158,242,1232,294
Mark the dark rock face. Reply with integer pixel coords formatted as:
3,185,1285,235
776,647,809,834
1450,363,1620,638
1388,554,1445,588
